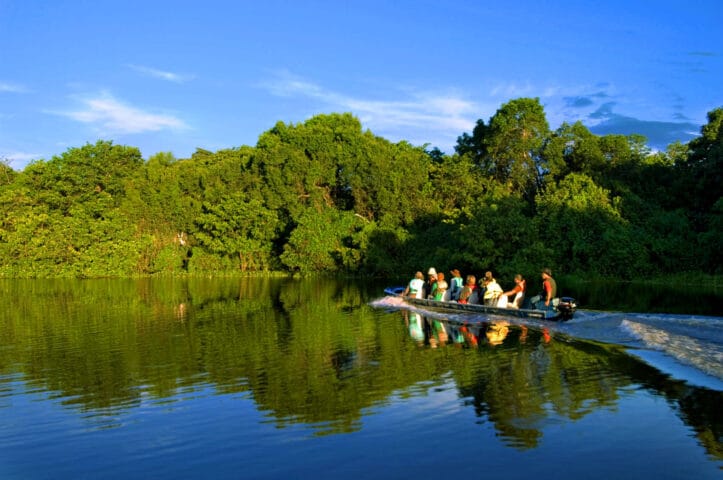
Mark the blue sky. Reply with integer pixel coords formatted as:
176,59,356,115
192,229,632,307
1,0,721,169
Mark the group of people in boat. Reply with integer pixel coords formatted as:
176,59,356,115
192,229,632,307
403,267,558,312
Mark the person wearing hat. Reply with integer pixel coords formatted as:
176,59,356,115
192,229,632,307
449,269,463,301
424,267,437,299
535,268,557,310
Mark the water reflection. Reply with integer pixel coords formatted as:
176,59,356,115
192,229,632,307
0,278,720,462
395,310,722,455
402,311,552,351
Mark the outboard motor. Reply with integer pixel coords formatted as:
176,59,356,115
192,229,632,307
556,297,577,321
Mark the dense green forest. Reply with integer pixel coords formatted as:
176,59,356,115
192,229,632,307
0,97,721,279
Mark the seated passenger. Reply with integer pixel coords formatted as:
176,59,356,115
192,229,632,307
458,275,476,304
403,271,425,299
482,271,503,306
448,269,463,301
537,268,557,311
497,274,526,308
424,267,437,299
432,272,448,301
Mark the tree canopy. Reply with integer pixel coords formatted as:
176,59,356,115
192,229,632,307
0,100,721,279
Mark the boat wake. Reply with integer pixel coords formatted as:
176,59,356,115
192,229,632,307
372,296,723,391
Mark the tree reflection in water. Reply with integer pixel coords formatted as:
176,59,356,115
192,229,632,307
0,277,720,460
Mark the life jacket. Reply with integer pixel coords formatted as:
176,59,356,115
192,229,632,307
408,278,424,298
544,277,557,298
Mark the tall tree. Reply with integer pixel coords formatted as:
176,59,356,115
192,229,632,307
454,119,489,165
682,107,723,216
484,98,550,198
541,122,604,182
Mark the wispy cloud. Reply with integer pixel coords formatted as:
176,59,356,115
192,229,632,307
54,92,188,134
0,82,29,93
688,51,718,57
127,64,194,83
490,82,536,99
0,151,44,167
261,73,701,151
262,73,478,149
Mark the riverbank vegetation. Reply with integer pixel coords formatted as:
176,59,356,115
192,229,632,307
0,97,720,280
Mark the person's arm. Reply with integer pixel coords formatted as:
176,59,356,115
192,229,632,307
501,284,520,297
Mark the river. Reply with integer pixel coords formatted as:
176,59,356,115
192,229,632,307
0,277,720,479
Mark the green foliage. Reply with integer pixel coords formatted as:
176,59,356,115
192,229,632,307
253,113,433,229
22,140,142,212
193,193,279,271
280,208,368,273
150,244,187,273
536,173,646,277
681,107,723,218
186,249,238,273
641,208,699,273
699,198,723,274
0,158,17,185
454,118,489,164
483,98,550,198
0,102,721,279
542,122,604,181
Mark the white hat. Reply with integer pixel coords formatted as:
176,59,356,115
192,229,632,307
428,267,437,275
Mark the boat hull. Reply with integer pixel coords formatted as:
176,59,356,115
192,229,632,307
384,287,576,321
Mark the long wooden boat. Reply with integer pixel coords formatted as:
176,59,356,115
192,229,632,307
384,286,577,321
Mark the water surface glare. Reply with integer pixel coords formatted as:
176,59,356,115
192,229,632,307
0,278,721,479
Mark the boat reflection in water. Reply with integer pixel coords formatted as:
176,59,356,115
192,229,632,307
402,310,552,350
394,307,722,457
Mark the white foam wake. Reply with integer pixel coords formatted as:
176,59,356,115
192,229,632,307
620,319,723,381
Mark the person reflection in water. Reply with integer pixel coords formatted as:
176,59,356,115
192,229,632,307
427,318,449,348
485,321,510,346
174,302,187,321
518,325,528,343
459,324,479,347
403,310,425,345
542,328,551,343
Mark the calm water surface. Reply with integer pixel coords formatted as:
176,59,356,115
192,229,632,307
0,278,721,479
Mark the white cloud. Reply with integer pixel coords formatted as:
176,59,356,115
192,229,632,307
0,82,29,93
262,74,478,149
127,64,194,83
56,92,187,134
490,82,536,99
263,74,678,152
0,151,44,167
